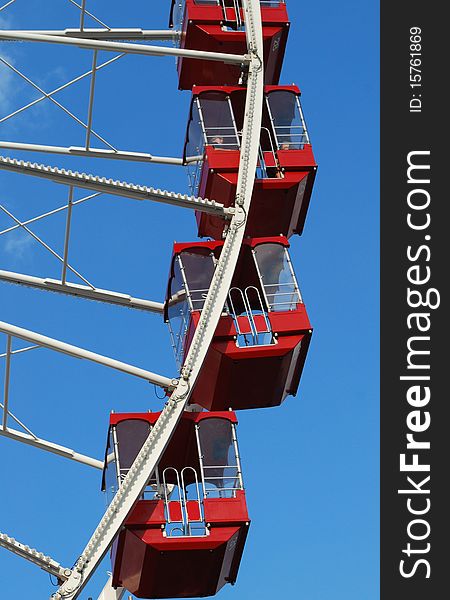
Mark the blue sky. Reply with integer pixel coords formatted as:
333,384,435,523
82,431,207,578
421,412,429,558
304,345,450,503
0,1,379,598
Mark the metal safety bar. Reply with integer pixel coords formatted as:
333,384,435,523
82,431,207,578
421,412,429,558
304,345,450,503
228,286,272,346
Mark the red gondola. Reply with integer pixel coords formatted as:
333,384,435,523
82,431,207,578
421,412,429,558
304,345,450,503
184,85,317,239
105,411,249,598
169,0,290,89
166,236,312,411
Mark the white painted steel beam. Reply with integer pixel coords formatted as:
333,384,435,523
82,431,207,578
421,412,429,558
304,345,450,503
0,531,70,580
97,575,125,600
0,270,165,313
0,426,104,470
53,1,264,598
0,156,230,217
11,29,180,41
0,142,201,165
0,321,175,390
0,31,249,65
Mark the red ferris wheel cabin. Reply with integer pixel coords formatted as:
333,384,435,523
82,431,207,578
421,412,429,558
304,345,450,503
104,411,249,598
184,85,317,239
165,236,312,411
169,0,290,89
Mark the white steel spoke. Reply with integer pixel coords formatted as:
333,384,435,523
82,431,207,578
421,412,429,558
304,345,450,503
0,57,117,152
53,1,264,598
0,270,165,314
0,156,231,216
14,29,180,41
0,427,104,469
0,321,176,390
0,192,101,236
0,141,202,165
0,531,70,580
0,32,249,65
0,204,96,289
0,54,124,126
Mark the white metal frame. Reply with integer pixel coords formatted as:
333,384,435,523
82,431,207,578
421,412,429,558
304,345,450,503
0,1,264,598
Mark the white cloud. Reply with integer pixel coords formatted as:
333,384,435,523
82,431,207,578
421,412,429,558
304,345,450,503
1,231,34,259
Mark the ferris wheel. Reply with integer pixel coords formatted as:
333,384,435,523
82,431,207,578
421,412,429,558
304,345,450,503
0,1,317,599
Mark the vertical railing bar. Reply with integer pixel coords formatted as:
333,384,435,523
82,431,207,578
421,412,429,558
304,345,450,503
284,247,303,303
85,50,98,151
61,186,74,285
251,248,272,310
163,467,184,525
111,426,122,490
196,98,209,147
296,95,310,145
176,256,194,311
2,336,12,429
265,94,280,150
231,423,244,492
244,286,272,335
194,424,208,499
227,96,241,149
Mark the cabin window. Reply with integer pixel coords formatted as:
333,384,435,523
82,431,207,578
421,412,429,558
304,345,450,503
196,418,243,498
253,243,302,311
266,90,310,150
197,95,240,149
104,420,151,502
167,250,216,368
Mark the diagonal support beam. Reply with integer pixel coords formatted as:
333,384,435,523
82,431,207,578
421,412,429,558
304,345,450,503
0,31,250,65
0,156,232,216
0,270,165,313
0,56,117,152
0,54,124,127
0,203,95,289
0,532,70,581
0,321,175,390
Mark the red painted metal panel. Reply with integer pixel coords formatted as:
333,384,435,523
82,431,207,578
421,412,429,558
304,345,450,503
174,2,290,89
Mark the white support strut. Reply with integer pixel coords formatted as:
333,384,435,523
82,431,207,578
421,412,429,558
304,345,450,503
0,270,165,314
0,426,104,470
0,31,249,65
0,531,70,581
0,156,231,217
97,575,125,600
6,28,180,41
0,143,202,165
0,321,175,390
52,1,264,598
